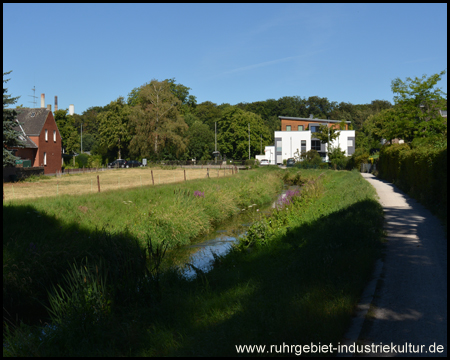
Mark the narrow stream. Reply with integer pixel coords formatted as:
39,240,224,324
177,184,300,279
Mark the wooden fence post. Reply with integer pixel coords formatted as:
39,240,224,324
151,170,154,186
184,169,186,181
97,175,101,192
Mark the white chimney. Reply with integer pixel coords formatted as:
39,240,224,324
41,94,45,108
69,104,74,115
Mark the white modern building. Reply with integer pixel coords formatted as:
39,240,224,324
256,115,355,164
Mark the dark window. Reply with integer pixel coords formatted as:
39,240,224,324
301,140,306,152
311,140,321,151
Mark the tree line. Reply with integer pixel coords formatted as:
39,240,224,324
49,80,395,164
4,71,447,167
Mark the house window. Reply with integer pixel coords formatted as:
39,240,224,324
45,129,48,141
53,130,56,142
301,140,306,153
44,152,47,166
286,125,291,131
276,140,282,153
298,125,304,131
311,140,321,151
310,126,319,133
347,139,353,147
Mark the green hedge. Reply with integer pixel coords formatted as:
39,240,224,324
379,143,447,225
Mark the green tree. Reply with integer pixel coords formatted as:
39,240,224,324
98,97,131,159
54,109,80,154
390,70,447,141
187,121,214,160
314,124,340,159
3,71,25,167
128,78,197,115
218,107,271,160
305,96,337,119
195,101,223,132
129,79,188,160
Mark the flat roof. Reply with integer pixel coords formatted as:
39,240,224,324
278,116,351,123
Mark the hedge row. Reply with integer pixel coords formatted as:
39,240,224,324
378,143,447,222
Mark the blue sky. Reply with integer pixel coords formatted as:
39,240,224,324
3,3,447,115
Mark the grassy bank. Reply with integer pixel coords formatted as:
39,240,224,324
3,168,283,328
4,168,384,356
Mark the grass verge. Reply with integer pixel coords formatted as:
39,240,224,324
3,169,384,356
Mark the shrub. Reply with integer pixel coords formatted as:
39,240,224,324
378,143,447,226
76,154,89,168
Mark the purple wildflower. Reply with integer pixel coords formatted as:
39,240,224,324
194,190,205,198
277,189,301,209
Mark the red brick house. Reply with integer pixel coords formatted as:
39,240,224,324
10,108,62,175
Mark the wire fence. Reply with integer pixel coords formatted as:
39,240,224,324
3,166,241,201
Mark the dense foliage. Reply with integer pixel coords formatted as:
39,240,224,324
3,71,25,167
6,70,446,168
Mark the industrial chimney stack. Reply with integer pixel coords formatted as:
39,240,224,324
69,104,74,115
41,94,45,108
54,96,58,111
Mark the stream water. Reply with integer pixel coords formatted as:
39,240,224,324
177,184,300,279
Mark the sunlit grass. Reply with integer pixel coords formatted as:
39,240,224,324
3,168,385,357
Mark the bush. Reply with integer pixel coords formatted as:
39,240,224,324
76,154,89,168
346,148,370,171
87,154,103,168
378,143,447,227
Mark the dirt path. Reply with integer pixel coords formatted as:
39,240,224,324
342,173,447,357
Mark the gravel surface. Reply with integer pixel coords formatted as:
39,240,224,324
341,173,447,357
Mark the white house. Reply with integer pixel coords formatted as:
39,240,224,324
257,115,355,164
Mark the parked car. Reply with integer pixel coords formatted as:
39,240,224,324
125,160,143,168
108,159,127,168
286,158,296,167
260,159,269,166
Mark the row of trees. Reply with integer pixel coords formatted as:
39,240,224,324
50,82,396,164
356,70,447,154
4,70,446,167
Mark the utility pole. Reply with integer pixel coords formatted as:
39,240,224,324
215,122,217,165
248,123,250,160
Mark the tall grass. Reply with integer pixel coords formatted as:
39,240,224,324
3,168,282,332
4,169,385,356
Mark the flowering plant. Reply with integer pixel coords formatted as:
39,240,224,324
194,191,205,198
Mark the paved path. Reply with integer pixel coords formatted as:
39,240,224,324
343,173,447,357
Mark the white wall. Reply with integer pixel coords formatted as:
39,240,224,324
257,146,275,164
273,129,356,163
275,131,312,162
330,130,356,157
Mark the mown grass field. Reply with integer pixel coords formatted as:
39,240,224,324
3,168,385,357
3,166,235,201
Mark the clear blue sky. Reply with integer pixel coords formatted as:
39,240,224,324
3,3,447,115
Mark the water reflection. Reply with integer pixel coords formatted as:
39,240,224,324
179,185,301,279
